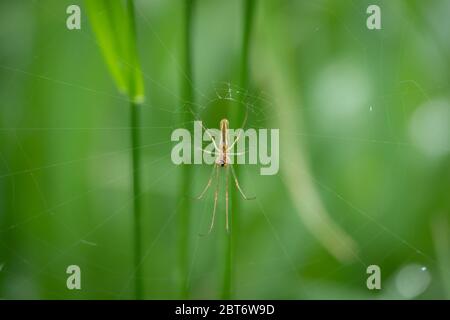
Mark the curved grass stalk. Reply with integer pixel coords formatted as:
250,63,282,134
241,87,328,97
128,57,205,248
253,3,358,263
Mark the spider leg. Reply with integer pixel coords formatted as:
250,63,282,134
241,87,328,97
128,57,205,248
230,165,255,200
207,167,221,234
204,129,221,153
226,151,248,156
196,147,217,155
196,164,217,200
227,129,243,151
226,108,249,151
187,106,221,152
226,150,248,166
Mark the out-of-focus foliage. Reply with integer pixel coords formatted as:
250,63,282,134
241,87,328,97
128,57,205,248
0,0,448,299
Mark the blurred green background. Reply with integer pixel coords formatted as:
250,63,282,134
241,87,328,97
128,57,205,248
0,0,449,299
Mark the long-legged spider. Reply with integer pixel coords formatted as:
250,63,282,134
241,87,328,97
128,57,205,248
196,117,255,234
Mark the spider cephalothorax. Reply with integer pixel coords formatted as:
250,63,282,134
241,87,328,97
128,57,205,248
216,119,231,167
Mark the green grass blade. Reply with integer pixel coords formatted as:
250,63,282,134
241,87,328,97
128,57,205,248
177,0,195,299
85,0,146,300
222,0,257,300
126,0,144,300
85,0,144,102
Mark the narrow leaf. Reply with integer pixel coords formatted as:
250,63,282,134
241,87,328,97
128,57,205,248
85,0,144,103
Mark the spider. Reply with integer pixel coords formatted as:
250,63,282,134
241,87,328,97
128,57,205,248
196,117,255,234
